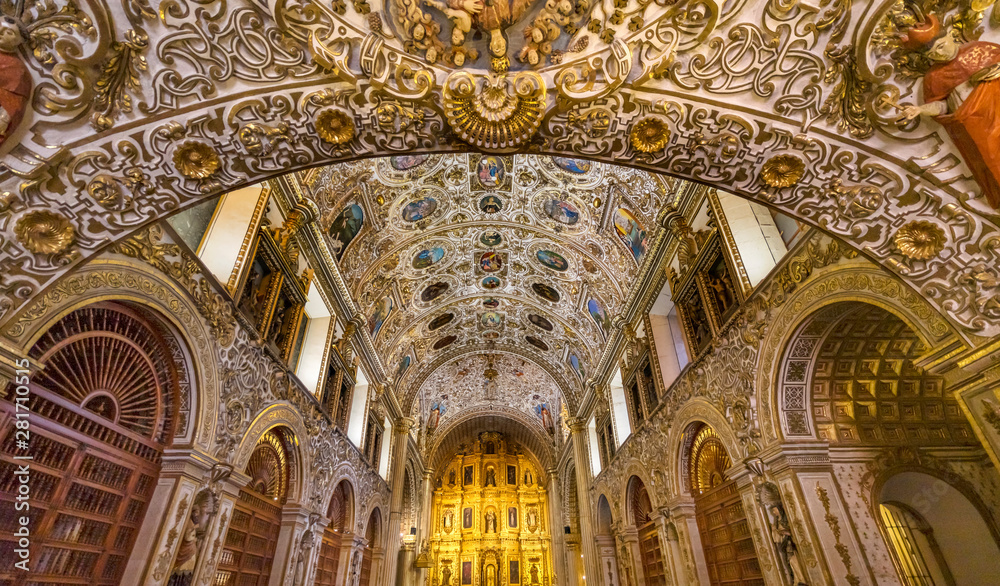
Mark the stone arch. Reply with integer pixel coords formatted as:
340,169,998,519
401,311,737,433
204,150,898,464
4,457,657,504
596,493,615,536
625,476,654,528
756,262,960,444
233,403,313,505
563,459,579,535
774,300,975,445
665,400,742,498
3,259,220,450
327,478,356,532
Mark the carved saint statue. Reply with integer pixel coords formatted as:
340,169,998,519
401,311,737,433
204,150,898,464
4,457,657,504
767,503,807,585
425,0,533,63
0,16,32,149
441,565,452,585
899,14,1000,208
167,489,218,586
485,510,496,533
485,467,496,487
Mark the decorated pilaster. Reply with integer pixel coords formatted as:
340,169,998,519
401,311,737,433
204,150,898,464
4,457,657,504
383,416,415,585
567,417,601,585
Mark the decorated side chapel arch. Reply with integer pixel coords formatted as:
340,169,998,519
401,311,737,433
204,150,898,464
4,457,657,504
626,475,667,585
0,302,183,586
360,507,383,586
316,479,356,586
5,0,1000,365
684,422,764,585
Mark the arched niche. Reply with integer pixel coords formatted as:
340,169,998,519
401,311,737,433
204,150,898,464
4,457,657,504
0,301,187,586
316,479,355,586
359,507,383,586
877,470,1000,585
777,301,975,445
626,476,667,585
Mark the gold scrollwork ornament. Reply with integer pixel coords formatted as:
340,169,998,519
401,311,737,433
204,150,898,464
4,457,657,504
894,220,946,260
629,117,670,153
760,155,806,188
14,210,76,255
442,71,546,150
173,141,221,179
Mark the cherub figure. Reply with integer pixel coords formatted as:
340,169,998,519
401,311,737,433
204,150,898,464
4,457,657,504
0,16,31,148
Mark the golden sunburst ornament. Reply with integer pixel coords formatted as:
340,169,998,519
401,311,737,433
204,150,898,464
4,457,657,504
15,210,76,255
316,109,355,145
760,154,805,187
173,141,220,179
629,117,670,153
894,220,945,260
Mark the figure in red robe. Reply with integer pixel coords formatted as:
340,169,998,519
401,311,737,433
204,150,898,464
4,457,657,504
900,15,1000,209
0,17,30,148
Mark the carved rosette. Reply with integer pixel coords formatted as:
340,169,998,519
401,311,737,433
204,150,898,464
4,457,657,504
14,211,75,255
442,71,546,150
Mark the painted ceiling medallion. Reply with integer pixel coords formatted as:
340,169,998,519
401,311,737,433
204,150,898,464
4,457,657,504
483,297,501,309
14,210,75,255
525,336,549,351
552,157,592,174
536,249,569,272
173,141,220,179
421,281,450,302
528,314,553,331
391,155,428,171
315,109,355,145
480,251,504,272
477,156,506,187
629,117,670,153
481,230,503,246
433,335,458,350
442,71,546,150
413,247,445,269
760,154,806,188
894,220,946,260
482,276,502,289
531,283,560,303
429,313,455,330
479,195,504,214
543,198,580,225
481,312,503,328
402,196,439,222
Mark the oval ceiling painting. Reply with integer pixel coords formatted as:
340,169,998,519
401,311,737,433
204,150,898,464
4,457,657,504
613,207,649,263
328,203,364,261
401,196,438,223
587,298,612,337
390,155,429,171
543,199,580,225
477,155,505,187
433,335,458,350
481,230,503,247
536,249,569,272
368,295,393,338
525,336,549,351
528,314,554,331
532,283,560,303
412,247,445,270
480,251,503,272
428,313,455,331
569,352,586,380
483,297,500,309
482,276,501,289
481,312,503,328
552,157,593,174
396,355,411,378
479,195,504,214
421,281,449,303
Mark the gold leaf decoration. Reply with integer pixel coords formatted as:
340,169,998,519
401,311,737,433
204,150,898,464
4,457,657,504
173,141,221,179
629,117,670,153
820,44,874,139
14,210,75,255
442,71,546,150
894,220,946,260
315,109,355,145
91,29,148,131
760,154,805,188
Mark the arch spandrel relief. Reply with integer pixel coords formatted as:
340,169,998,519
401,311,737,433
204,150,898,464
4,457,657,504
1,0,1000,344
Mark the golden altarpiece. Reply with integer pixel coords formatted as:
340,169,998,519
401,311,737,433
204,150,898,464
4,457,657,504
428,433,553,586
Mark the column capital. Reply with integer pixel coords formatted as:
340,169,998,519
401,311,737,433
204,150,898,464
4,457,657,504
394,416,416,434
565,417,588,433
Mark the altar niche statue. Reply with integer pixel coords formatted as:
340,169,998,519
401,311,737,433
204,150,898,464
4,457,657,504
898,14,1000,209
441,564,452,586
485,510,496,533
0,16,31,149
759,483,807,585
485,466,496,487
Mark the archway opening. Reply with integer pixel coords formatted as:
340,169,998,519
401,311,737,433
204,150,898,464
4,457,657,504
359,507,382,586
316,479,355,586
627,475,666,585
878,471,1000,586
596,494,622,586
685,423,762,585
215,426,296,586
0,302,183,586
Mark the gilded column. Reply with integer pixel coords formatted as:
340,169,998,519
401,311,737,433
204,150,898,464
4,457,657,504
567,417,602,585
382,417,415,586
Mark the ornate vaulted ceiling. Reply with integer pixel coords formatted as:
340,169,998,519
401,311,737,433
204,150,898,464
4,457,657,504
303,154,674,424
